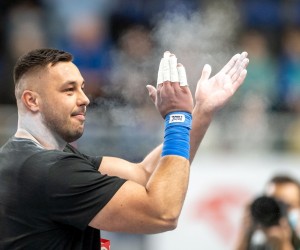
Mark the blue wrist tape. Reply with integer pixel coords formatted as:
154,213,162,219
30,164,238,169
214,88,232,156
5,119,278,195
161,111,192,159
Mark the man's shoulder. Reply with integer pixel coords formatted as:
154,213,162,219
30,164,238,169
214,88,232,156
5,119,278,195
0,137,79,167
1,137,101,171
26,144,85,166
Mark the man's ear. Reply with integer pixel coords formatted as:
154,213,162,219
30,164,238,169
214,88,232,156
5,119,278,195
21,90,40,112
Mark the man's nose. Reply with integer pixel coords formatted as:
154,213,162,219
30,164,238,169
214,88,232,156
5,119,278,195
78,89,90,106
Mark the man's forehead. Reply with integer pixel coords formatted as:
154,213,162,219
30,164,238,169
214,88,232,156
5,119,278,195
267,182,299,195
46,61,78,74
18,62,83,89
45,62,83,81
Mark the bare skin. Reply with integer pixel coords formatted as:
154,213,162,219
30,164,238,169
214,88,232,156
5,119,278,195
93,52,249,232
15,51,249,234
100,52,249,185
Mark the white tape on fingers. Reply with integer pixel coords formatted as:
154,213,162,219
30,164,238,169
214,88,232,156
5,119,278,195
164,51,171,58
162,57,170,82
157,59,164,87
170,55,179,82
178,64,188,86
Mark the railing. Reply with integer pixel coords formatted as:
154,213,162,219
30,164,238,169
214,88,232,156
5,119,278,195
1,105,299,159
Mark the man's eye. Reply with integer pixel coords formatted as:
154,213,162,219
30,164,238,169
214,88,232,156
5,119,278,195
65,88,74,92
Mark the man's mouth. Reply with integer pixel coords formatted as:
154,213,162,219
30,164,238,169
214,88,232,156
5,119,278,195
73,114,85,121
71,111,86,121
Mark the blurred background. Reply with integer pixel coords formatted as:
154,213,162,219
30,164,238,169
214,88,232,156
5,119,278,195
1,0,300,249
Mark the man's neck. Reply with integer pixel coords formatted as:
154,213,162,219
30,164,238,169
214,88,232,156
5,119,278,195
15,128,66,151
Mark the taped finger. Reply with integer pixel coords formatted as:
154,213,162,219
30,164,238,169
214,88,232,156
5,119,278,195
164,51,171,58
178,63,188,86
157,59,164,87
162,53,170,82
170,55,179,82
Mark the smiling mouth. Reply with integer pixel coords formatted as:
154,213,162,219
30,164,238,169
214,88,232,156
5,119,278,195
72,114,86,121
71,107,87,121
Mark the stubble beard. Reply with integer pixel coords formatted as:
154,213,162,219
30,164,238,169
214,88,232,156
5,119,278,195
41,109,84,143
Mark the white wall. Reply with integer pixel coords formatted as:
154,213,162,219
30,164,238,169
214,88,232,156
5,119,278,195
145,152,300,250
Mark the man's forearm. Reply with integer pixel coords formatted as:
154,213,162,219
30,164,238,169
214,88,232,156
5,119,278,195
189,104,214,162
139,144,162,179
140,105,213,179
144,155,190,229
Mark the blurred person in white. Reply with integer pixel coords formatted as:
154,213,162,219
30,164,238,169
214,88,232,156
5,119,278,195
235,175,300,250
0,47,248,249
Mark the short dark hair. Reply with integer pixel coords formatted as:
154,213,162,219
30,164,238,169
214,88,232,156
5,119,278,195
13,48,73,84
269,174,300,187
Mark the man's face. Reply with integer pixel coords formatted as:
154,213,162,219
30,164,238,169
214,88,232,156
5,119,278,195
265,182,300,237
266,182,300,210
37,61,90,142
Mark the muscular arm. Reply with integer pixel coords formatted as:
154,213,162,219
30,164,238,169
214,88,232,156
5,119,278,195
99,145,162,186
99,105,211,186
99,52,249,184
90,155,189,233
89,54,195,233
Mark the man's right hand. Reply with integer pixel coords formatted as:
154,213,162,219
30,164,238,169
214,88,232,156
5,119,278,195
146,51,194,118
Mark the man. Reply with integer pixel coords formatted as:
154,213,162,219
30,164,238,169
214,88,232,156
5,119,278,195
235,175,300,250
0,48,248,249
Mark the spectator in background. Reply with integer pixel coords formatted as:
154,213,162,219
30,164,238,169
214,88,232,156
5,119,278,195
277,26,300,154
108,23,157,106
220,29,276,153
236,29,278,109
235,174,300,250
5,1,47,62
41,0,116,102
98,22,161,166
60,14,113,101
0,0,47,104
285,114,300,154
238,0,283,32
278,26,300,113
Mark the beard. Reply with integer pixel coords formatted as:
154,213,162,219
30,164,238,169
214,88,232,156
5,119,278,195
41,107,84,143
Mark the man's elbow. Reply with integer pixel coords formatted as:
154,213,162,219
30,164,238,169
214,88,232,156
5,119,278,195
157,211,180,232
163,218,178,231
